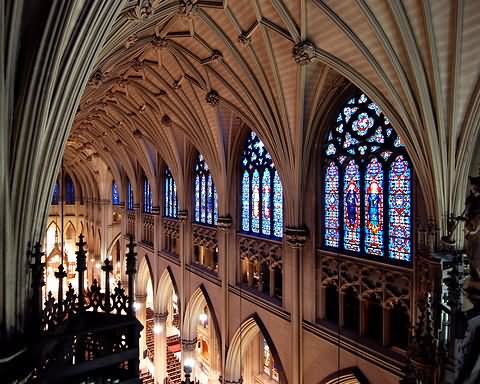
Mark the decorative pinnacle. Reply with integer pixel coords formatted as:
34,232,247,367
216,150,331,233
293,41,316,65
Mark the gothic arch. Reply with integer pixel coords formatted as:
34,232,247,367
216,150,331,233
318,367,369,384
224,313,287,384
154,266,179,315
135,254,153,298
106,232,122,257
182,285,221,343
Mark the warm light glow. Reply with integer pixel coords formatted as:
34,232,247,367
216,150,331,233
153,323,163,334
108,255,112,260
90,258,95,262
199,312,208,324
184,357,195,369
95,263,101,269
133,302,142,311
172,293,178,302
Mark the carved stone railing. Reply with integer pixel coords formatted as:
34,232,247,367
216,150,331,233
238,234,283,301
142,213,154,246
162,218,179,257
317,249,412,348
127,211,136,238
192,224,218,273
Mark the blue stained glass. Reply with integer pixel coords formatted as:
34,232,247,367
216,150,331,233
388,156,411,261
52,181,60,205
262,169,271,235
164,169,177,217
242,170,250,231
242,131,283,238
207,174,213,224
327,144,337,156
343,107,358,122
368,102,382,116
273,171,283,238
201,174,206,223
352,112,374,136
344,160,360,252
195,175,200,221
65,175,75,204
324,162,339,247
112,181,120,205
173,181,177,216
251,170,260,233
143,178,152,213
214,185,218,225
127,181,134,211
194,153,217,225
365,158,384,256
323,91,412,262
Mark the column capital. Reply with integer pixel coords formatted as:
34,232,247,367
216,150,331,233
135,293,147,302
220,377,243,384
178,209,188,222
154,311,168,323
181,337,197,351
217,215,233,231
284,226,308,248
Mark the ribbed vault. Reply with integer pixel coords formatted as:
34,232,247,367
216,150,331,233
65,0,480,229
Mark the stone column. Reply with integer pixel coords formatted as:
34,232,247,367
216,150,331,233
285,226,308,384
217,216,232,384
135,294,148,362
154,312,168,384
383,306,391,347
181,337,197,380
359,298,366,337
134,203,141,243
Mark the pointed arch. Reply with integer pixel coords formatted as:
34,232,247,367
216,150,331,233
319,367,369,384
135,254,154,298
64,221,76,240
182,285,221,343
224,313,287,384
154,266,179,314
106,232,122,257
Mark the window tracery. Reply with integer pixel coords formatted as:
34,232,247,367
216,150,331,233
143,177,152,213
52,181,60,205
112,181,120,205
241,132,283,239
164,168,178,218
194,154,217,225
65,174,75,205
323,92,412,262
127,181,134,211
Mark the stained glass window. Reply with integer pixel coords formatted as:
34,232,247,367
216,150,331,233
263,337,280,382
164,168,178,218
241,132,283,238
323,92,412,262
193,154,218,225
112,181,120,205
65,175,75,205
127,181,134,211
143,177,152,213
52,181,60,205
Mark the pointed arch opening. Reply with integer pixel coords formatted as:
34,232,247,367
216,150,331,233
225,314,287,384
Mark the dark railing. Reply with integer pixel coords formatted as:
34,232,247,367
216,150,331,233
29,234,142,383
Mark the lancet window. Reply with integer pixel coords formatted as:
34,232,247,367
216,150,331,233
143,177,152,213
52,181,60,205
65,174,75,205
323,92,412,262
241,132,283,238
127,181,134,211
112,181,120,205
164,168,178,218
263,338,280,382
194,154,218,225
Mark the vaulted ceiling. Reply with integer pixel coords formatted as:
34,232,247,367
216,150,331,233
66,0,480,224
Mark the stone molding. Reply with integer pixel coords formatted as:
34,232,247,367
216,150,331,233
181,337,197,351
178,209,188,222
284,226,308,248
217,215,233,231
